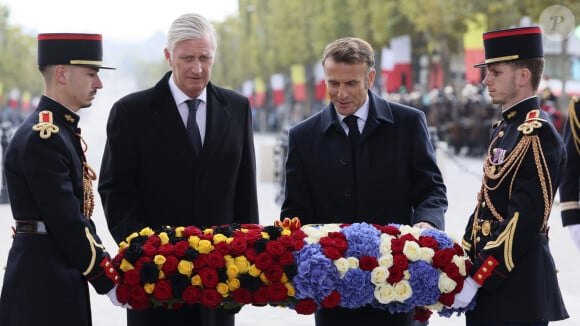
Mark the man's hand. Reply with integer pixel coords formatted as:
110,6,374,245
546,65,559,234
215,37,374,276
413,222,435,229
451,276,480,309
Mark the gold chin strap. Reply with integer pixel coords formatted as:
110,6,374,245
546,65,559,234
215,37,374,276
77,132,97,219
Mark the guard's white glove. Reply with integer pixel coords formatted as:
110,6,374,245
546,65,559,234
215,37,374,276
107,285,132,309
569,224,580,252
451,276,480,309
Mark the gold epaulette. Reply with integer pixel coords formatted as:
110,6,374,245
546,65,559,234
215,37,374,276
517,109,546,135
569,96,580,155
32,110,59,139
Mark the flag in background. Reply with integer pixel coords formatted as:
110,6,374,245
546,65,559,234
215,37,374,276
290,64,307,102
271,73,285,105
254,78,266,108
464,14,487,84
381,35,412,93
242,80,254,107
314,61,327,101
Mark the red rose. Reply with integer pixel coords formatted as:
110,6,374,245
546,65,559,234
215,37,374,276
277,235,294,248
153,279,172,301
295,299,318,315
268,282,288,302
264,265,284,282
392,253,409,271
171,302,183,310
245,230,262,244
145,235,161,248
387,268,404,284
443,263,460,279
174,241,190,257
255,252,274,270
129,285,151,310
231,288,252,304
332,238,348,253
323,247,342,260
418,236,439,251
134,256,152,271
194,254,208,269
182,226,202,237
124,269,140,285
293,240,305,251
453,243,466,256
162,255,178,275
321,290,340,309
229,237,248,256
266,240,286,256
400,233,418,243
278,251,294,265
158,243,175,256
200,289,222,308
291,229,307,241
252,286,270,304
380,225,401,236
116,284,131,304
200,233,213,241
359,256,378,271
414,307,433,322
433,249,454,268
142,243,158,257
244,248,257,263
182,285,202,304
438,292,455,306
198,267,219,288
390,239,405,253
207,251,226,269
319,237,334,247
214,242,230,256
112,252,124,268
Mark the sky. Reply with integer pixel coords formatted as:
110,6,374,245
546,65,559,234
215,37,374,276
1,0,239,42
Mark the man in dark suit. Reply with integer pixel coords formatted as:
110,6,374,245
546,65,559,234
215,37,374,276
454,26,568,325
559,96,580,252
280,37,447,326
0,33,122,326
98,13,259,326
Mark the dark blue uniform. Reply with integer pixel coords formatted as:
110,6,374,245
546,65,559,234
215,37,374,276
560,96,580,227
461,97,568,323
0,96,119,325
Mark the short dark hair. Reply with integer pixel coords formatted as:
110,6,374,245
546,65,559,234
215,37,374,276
321,37,375,73
510,57,544,92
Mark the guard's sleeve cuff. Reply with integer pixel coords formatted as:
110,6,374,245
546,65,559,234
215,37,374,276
472,255,500,286
561,207,580,227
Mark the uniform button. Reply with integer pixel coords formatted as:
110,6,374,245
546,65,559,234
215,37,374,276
482,267,488,273
340,159,348,165
487,260,494,266
344,192,351,198
476,274,483,280
481,201,486,207
498,131,504,137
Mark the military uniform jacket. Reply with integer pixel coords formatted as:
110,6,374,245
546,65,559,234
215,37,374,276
559,96,580,226
461,97,568,323
0,96,118,326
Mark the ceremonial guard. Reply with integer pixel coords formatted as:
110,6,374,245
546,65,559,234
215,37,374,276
559,96,580,251
453,26,569,324
0,33,122,325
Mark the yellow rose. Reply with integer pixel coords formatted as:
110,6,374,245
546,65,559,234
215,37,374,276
125,232,139,243
227,278,240,291
154,254,166,265
285,282,296,296
259,272,269,284
281,229,291,236
159,270,165,279
159,232,169,245
374,284,395,304
224,255,234,265
438,273,458,293
119,259,134,272
213,233,227,244
371,266,389,286
197,239,214,254
188,236,200,249
260,231,270,239
174,226,185,238
217,282,229,296
118,241,129,252
178,260,194,276
139,227,154,237
403,241,421,261
280,273,289,283
234,257,250,274
248,264,261,277
394,281,413,302
225,237,234,244
144,283,155,294
191,275,202,286
203,228,213,235
226,264,240,279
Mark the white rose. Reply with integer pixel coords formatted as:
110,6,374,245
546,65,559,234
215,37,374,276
426,301,444,311
334,258,350,278
379,234,394,254
371,266,390,286
403,269,411,280
399,225,422,239
452,255,467,276
394,281,413,302
374,284,396,304
419,247,435,263
438,272,458,293
347,257,359,269
378,254,394,269
403,241,421,261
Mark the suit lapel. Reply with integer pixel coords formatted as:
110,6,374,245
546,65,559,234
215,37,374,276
361,91,393,141
200,84,232,169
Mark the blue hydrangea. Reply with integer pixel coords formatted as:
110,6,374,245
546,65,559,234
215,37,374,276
421,228,455,249
342,223,380,258
336,269,375,308
293,243,339,302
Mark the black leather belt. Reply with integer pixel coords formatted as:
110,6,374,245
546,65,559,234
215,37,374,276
14,220,48,235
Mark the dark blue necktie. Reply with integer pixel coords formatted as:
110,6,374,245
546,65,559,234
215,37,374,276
344,115,360,152
186,99,202,156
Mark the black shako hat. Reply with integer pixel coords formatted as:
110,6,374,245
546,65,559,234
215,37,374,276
37,33,114,69
473,26,543,68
